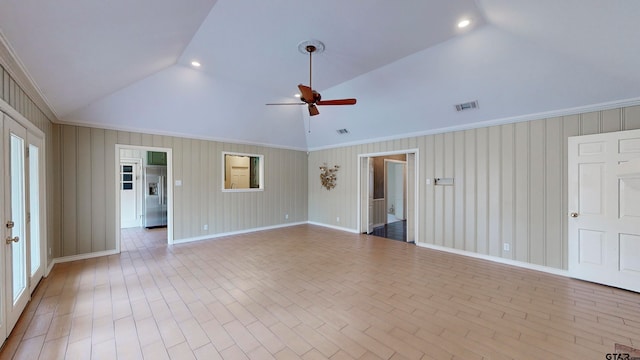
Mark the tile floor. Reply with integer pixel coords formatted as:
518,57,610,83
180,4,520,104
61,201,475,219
370,221,407,242
1,224,640,359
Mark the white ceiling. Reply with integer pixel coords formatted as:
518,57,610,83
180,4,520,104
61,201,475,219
1,0,639,150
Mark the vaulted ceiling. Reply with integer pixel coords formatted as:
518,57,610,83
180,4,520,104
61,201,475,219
1,0,639,150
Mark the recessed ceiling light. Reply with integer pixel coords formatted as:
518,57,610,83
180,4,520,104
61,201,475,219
191,61,201,68
458,19,470,28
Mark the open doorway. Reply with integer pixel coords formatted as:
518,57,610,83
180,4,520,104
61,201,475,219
359,149,418,243
370,159,407,241
115,145,173,253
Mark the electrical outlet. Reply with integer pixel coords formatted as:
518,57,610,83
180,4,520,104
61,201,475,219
336,216,340,223
203,224,208,230
285,214,289,220
49,248,52,256
503,243,510,251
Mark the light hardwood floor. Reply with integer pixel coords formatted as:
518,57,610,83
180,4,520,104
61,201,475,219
1,224,639,359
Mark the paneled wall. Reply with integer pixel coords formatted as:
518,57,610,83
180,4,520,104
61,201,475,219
308,105,640,270
0,62,57,266
56,125,308,257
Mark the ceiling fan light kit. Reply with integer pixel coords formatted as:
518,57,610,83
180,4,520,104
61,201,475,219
266,39,356,116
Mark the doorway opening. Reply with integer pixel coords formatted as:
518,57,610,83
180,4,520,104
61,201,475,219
359,149,418,243
115,145,173,253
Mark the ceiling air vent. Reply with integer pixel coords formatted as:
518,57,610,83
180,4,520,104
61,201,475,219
336,128,350,135
455,100,479,112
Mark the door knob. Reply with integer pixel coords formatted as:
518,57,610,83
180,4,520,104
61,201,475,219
6,220,14,228
6,236,19,244
570,212,579,218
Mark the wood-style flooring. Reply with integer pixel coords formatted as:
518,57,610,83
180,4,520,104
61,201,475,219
371,221,407,242
1,224,639,359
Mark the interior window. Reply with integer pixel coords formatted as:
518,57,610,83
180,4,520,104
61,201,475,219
223,152,263,191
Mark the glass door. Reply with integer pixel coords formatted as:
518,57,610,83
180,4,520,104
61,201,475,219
27,133,44,292
3,114,30,336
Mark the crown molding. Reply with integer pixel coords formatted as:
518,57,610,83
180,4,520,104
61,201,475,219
0,30,58,121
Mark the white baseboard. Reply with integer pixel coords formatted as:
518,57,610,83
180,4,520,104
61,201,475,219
47,249,120,272
306,221,360,234
173,221,308,244
415,242,570,278
44,224,568,280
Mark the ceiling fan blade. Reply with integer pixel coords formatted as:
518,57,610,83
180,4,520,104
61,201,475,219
308,104,320,116
298,84,314,103
265,103,305,105
316,98,357,106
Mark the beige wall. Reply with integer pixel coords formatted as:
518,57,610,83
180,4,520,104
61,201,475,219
56,125,309,257
309,105,640,270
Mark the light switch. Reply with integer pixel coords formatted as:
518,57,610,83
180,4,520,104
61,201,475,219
175,180,182,186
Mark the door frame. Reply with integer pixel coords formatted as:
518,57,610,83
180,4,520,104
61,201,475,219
114,144,174,250
26,132,46,293
0,101,48,342
358,149,419,242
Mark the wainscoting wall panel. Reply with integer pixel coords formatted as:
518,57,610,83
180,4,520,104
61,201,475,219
308,105,640,270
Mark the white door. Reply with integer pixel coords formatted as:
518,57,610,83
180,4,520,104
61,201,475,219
568,128,640,293
2,114,30,337
385,160,406,221
27,133,45,293
120,161,141,228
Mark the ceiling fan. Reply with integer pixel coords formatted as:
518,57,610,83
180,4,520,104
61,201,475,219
267,40,356,116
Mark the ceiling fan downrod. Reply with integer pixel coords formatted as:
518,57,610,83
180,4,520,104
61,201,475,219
306,45,315,91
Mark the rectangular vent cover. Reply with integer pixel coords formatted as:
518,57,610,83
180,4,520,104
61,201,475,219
455,100,479,112
336,128,350,135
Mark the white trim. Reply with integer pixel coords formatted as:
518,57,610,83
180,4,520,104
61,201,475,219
306,221,360,234
52,96,640,153
415,242,570,278
49,249,120,266
221,151,264,191
173,222,309,244
0,98,45,139
357,149,419,242
0,30,58,120
308,97,640,151
46,260,55,277
115,144,174,250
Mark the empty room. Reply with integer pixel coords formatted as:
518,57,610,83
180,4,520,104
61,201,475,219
0,1,640,359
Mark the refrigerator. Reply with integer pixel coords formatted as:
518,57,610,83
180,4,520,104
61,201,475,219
143,165,167,228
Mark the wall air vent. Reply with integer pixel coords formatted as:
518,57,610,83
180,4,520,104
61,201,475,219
455,100,479,112
336,128,350,135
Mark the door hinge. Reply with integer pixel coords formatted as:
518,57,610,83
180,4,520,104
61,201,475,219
26,146,29,157
27,212,31,223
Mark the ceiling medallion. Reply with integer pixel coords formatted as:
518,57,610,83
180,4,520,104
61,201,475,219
298,39,325,55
